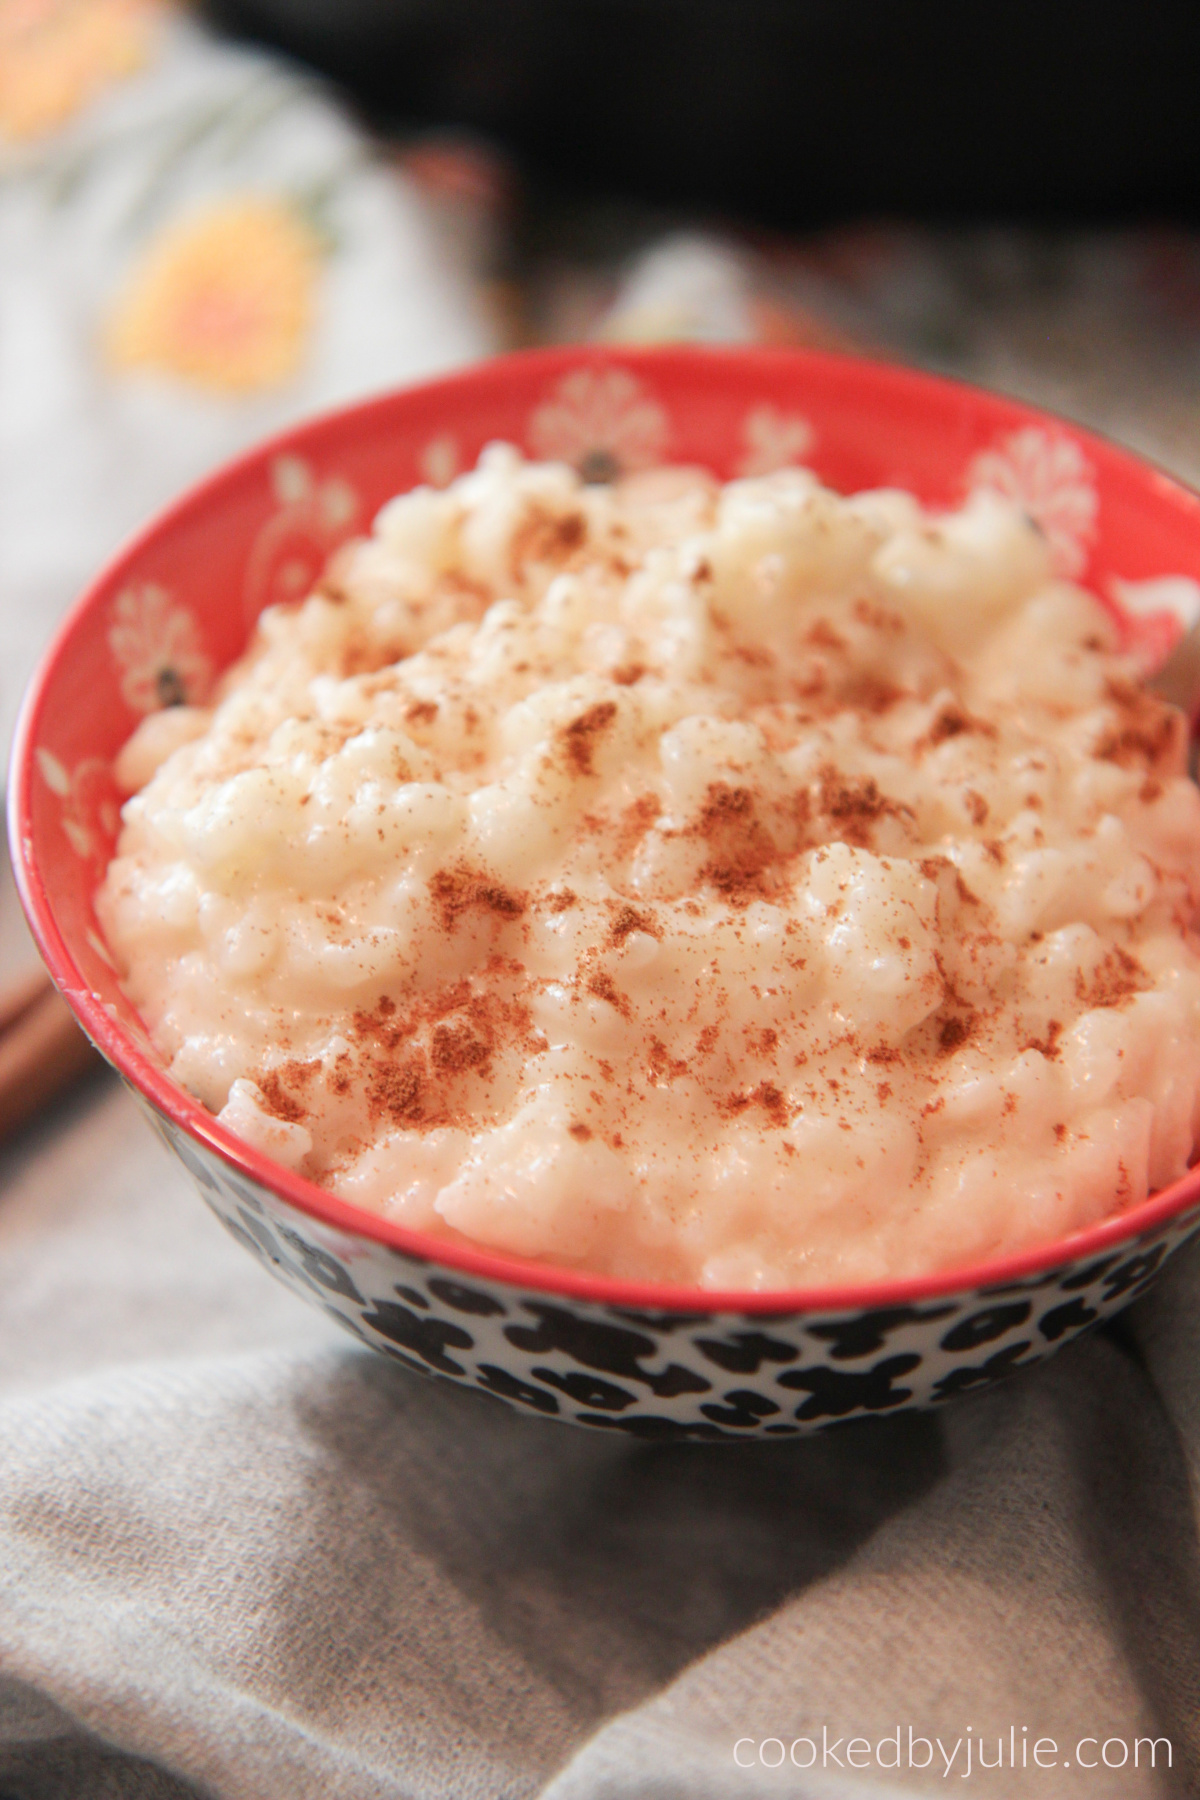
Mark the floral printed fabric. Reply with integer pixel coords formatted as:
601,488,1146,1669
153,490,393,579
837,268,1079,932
0,0,160,142
0,6,491,765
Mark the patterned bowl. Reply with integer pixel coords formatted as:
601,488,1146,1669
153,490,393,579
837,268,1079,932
13,346,1200,1440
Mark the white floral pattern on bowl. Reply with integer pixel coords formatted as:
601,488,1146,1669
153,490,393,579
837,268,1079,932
418,432,461,488
527,367,669,482
966,426,1098,579
736,403,815,477
35,750,120,868
1109,574,1200,670
243,453,360,623
108,583,212,713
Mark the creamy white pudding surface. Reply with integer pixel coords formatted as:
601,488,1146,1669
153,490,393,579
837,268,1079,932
97,447,1200,1287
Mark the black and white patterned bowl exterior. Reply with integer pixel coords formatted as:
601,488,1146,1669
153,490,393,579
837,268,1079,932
142,1098,1200,1440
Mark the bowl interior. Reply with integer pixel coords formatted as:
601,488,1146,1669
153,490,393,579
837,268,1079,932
14,345,1200,1310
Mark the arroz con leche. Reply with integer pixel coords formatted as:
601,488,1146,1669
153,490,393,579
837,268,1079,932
97,447,1200,1289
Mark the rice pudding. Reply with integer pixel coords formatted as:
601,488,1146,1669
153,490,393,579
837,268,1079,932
96,446,1200,1288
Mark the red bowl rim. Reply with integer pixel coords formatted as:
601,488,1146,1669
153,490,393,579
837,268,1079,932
12,342,1200,1316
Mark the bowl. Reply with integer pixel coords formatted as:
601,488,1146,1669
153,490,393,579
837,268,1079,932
13,345,1200,1440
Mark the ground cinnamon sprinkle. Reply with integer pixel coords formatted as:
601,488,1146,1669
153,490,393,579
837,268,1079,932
647,1036,689,1081
429,866,527,931
616,794,661,858
844,674,901,715
609,902,658,944
1097,679,1182,768
368,1053,427,1125
346,980,535,1130
852,596,903,632
1075,946,1149,1009
919,702,997,751
725,1081,789,1126
695,781,779,900
818,769,900,847
938,1013,974,1054
927,705,969,743
509,505,587,579
755,1082,789,1126
1024,1019,1063,1060
561,701,618,776
806,619,845,652
430,1014,492,1073
352,996,404,1051
586,970,631,1016
257,1068,309,1124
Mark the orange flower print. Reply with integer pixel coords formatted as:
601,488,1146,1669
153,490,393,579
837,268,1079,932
105,196,322,394
0,0,157,142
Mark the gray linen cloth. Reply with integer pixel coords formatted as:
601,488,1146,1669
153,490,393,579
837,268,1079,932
0,1071,1197,1800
